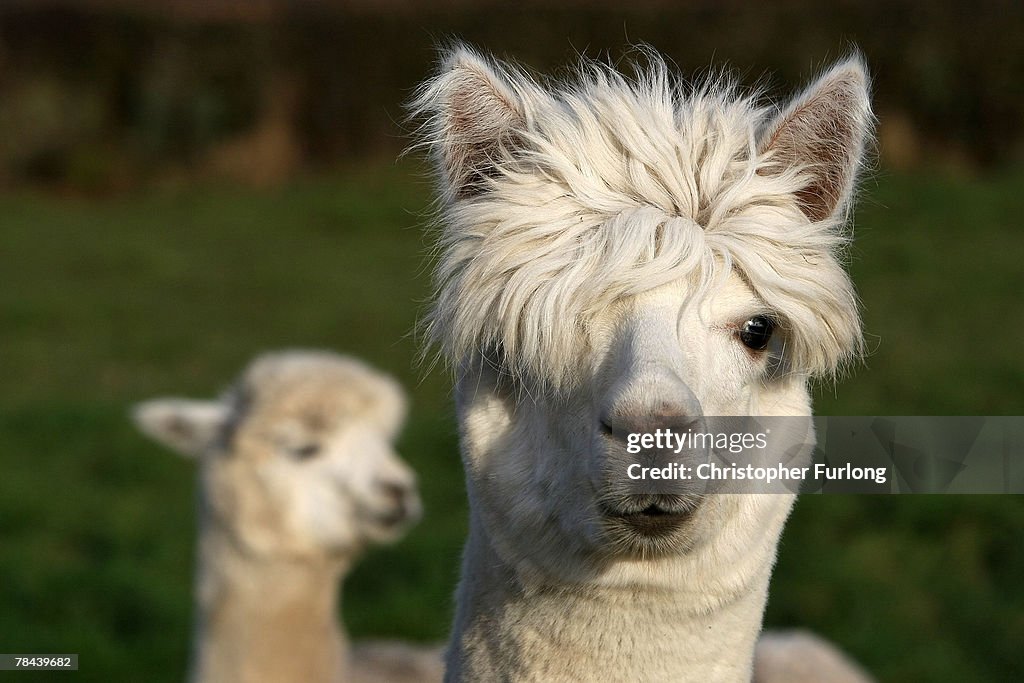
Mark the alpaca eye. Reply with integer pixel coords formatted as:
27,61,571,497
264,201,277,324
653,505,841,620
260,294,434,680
290,443,321,460
739,315,775,351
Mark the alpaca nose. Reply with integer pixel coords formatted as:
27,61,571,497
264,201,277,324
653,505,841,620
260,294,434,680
598,368,709,504
599,410,702,445
599,366,704,444
374,479,421,523
378,480,410,507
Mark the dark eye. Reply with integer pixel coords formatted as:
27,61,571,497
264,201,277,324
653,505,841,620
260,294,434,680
739,315,775,351
290,443,321,460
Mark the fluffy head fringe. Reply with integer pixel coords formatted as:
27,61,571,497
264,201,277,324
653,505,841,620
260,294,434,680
411,46,870,391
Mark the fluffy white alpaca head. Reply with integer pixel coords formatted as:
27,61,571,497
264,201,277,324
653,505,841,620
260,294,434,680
134,350,421,559
414,48,871,586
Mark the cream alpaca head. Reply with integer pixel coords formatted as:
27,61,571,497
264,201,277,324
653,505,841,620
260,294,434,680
134,350,422,560
414,48,872,588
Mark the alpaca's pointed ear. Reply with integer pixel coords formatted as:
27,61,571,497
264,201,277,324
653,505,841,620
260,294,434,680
132,398,229,458
759,55,873,221
413,47,532,198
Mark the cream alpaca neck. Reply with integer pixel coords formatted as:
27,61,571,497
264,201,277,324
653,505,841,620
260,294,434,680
448,509,778,682
189,525,350,683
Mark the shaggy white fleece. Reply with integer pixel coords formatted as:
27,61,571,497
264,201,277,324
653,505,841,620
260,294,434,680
413,48,869,390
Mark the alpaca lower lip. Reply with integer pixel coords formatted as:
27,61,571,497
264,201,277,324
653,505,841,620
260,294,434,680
604,505,694,536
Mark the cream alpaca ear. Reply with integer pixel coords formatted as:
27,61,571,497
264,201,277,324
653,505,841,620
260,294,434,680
415,47,530,198
132,398,229,458
759,55,873,221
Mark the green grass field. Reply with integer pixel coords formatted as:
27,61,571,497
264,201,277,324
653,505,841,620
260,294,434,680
1,161,1022,681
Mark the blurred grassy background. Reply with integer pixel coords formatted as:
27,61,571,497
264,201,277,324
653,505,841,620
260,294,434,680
1,162,1022,682
1,2,1023,682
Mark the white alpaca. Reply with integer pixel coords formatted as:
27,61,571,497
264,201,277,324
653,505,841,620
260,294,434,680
413,47,873,681
134,350,442,683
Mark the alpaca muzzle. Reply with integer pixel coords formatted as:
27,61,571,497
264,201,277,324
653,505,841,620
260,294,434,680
370,479,423,530
596,403,710,540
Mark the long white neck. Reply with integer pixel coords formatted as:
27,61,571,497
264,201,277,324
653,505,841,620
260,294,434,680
447,508,775,682
189,525,350,683
446,362,799,682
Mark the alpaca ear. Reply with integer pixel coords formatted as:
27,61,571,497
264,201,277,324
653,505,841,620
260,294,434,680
415,47,531,198
132,398,229,458
759,55,873,221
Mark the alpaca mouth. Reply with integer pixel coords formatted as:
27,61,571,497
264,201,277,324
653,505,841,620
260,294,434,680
375,508,410,528
608,506,693,536
363,498,420,534
599,498,698,538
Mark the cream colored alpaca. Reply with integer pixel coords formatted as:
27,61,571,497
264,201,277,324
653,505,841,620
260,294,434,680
414,47,874,681
134,350,442,683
